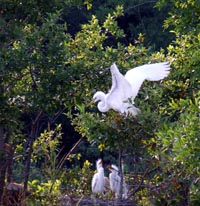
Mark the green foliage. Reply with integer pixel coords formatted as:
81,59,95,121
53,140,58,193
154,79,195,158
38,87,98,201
68,1,200,204
28,125,64,205
70,104,156,153
1,0,200,205
157,97,199,171
157,0,200,35
141,1,200,204
28,179,61,206
32,124,62,169
90,0,174,50
63,159,93,196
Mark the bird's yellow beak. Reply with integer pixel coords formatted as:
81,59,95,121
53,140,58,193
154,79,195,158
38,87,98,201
107,164,118,172
107,165,112,170
97,158,102,165
92,95,99,103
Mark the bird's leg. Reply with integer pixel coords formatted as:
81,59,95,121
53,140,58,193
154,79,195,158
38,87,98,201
111,191,115,199
120,112,127,118
91,193,97,205
99,192,105,200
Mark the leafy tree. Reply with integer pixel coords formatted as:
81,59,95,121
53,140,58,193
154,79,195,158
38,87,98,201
0,0,199,205
87,0,174,50
144,1,200,205
68,8,173,204
0,0,81,202
70,0,200,205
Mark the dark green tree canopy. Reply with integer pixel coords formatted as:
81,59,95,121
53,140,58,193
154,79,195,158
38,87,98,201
0,0,199,205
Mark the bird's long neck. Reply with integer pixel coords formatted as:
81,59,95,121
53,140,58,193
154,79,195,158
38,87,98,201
98,167,104,177
97,93,109,112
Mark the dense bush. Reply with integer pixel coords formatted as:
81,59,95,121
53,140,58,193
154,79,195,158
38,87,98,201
0,0,199,205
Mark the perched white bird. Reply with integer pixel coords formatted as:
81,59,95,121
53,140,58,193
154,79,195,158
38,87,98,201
108,164,121,198
93,62,170,116
91,159,105,194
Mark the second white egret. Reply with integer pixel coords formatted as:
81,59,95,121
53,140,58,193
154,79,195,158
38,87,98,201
108,164,121,198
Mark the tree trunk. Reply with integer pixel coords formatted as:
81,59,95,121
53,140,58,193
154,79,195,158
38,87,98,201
6,144,14,183
23,132,34,192
0,126,6,205
118,147,123,199
23,111,43,192
177,182,189,206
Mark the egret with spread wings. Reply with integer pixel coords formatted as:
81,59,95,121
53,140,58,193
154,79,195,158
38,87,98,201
93,62,170,116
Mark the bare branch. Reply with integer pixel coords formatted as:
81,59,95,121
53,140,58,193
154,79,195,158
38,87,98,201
125,1,157,13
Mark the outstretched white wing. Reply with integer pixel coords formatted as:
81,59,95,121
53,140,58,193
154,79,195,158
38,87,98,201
106,63,133,112
125,62,170,99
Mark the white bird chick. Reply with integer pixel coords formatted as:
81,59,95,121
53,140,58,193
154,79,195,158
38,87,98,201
93,62,170,116
91,159,105,194
108,164,121,198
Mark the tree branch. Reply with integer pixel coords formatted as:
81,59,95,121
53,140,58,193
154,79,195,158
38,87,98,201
125,1,157,13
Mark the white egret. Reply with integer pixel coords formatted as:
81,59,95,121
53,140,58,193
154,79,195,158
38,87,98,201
91,159,105,194
108,164,121,198
93,62,170,116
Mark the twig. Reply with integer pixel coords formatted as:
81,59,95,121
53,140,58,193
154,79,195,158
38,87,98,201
76,195,84,206
128,167,158,198
29,66,38,91
58,137,84,168
125,1,157,13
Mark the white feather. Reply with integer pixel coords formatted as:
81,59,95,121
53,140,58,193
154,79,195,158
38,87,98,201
91,159,105,193
109,164,121,198
93,62,170,116
124,62,170,99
